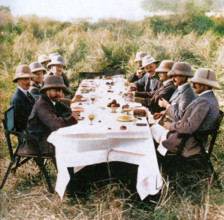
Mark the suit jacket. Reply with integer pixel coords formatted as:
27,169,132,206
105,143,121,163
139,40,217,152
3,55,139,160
166,83,196,121
29,82,42,99
128,72,145,92
162,91,220,157
135,73,161,92
10,88,35,132
135,80,176,114
27,94,77,154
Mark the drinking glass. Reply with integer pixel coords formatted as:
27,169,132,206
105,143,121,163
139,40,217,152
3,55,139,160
88,114,95,125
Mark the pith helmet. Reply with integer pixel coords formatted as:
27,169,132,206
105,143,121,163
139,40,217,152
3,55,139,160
41,75,66,91
142,55,159,68
189,68,221,89
13,65,34,83
155,60,174,73
29,62,46,73
47,55,66,68
168,62,194,77
38,54,50,63
134,52,148,62
49,52,61,60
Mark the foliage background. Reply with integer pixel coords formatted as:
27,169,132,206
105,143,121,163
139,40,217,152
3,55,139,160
0,4,224,219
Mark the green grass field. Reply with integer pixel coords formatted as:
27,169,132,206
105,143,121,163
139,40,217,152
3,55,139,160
0,7,224,219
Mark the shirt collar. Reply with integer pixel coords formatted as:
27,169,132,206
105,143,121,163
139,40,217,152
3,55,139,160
18,85,28,95
178,82,189,91
163,79,173,86
199,90,212,96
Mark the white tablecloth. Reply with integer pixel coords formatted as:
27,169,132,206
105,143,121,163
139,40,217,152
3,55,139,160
48,78,163,200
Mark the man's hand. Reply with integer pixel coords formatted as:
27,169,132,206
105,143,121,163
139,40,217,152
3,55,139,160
153,112,163,120
158,98,170,109
71,112,79,121
163,122,170,130
136,70,143,78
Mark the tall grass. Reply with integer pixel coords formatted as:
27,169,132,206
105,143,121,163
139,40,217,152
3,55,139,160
0,7,224,219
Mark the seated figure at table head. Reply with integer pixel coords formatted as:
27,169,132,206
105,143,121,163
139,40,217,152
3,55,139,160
151,68,221,157
155,62,196,122
133,55,161,92
134,60,176,114
44,54,72,97
23,75,79,156
128,52,147,91
29,62,46,99
10,65,35,132
37,54,51,70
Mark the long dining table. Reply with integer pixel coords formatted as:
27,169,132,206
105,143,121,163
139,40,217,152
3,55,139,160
48,76,163,200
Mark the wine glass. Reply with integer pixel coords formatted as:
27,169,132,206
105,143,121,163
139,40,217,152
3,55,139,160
90,95,96,104
88,114,95,125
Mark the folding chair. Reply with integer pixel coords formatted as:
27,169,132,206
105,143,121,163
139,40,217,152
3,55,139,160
0,106,56,193
78,72,103,85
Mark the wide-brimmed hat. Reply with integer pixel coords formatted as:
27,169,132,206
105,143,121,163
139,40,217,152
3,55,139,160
29,62,46,73
155,60,174,73
168,62,194,77
47,55,66,68
189,68,221,89
134,52,148,62
41,75,66,91
13,65,34,83
38,54,51,63
49,52,61,60
141,55,159,68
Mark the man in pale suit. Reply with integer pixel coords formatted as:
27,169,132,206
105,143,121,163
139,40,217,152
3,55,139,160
151,68,221,157
154,62,196,121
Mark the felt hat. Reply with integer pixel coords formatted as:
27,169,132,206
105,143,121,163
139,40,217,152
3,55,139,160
49,52,61,60
168,62,194,77
134,52,148,62
41,75,66,91
13,65,34,83
155,60,174,73
29,62,46,73
189,68,221,89
47,55,66,68
141,55,159,68
38,54,51,63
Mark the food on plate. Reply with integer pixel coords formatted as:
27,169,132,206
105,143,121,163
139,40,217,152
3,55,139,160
107,90,114,93
106,82,114,86
107,99,120,107
133,109,147,117
71,106,84,112
120,125,127,130
117,115,134,122
122,104,130,109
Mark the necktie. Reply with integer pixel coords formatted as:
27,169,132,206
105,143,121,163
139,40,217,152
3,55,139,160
27,91,35,104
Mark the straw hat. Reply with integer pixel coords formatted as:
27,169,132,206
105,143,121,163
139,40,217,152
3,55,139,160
38,54,50,63
41,75,66,91
134,52,148,62
168,62,194,77
29,62,46,73
189,68,221,89
13,65,34,83
47,55,66,68
141,55,159,68
155,60,174,73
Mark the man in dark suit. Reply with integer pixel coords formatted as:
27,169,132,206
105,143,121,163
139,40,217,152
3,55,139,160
24,75,79,156
10,65,35,132
134,60,176,114
151,68,221,157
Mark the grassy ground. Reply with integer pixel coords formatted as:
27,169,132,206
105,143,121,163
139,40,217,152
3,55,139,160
0,8,224,219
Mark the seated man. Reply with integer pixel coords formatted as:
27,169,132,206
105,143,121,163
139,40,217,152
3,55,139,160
133,55,161,92
10,65,35,132
134,60,176,114
44,55,71,97
29,62,46,99
151,68,221,157
155,62,196,121
24,75,79,156
128,51,147,91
